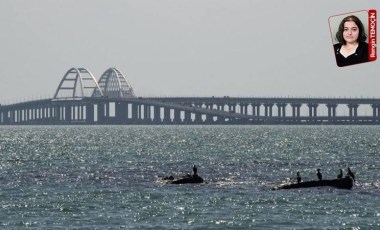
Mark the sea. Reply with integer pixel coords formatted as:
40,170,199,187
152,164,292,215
0,125,379,229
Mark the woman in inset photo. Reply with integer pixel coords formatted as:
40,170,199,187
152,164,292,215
333,15,368,67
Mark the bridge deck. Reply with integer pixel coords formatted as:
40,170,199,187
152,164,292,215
1,96,380,125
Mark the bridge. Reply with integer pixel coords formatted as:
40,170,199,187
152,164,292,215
1,67,380,125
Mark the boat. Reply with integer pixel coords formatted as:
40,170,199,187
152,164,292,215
162,174,204,184
272,176,354,190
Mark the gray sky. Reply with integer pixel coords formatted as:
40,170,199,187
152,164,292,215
0,0,379,104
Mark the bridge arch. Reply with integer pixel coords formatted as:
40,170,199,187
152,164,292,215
54,67,103,99
92,67,135,98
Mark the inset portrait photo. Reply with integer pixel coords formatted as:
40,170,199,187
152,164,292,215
329,10,377,67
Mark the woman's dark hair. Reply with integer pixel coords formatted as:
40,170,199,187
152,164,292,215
335,15,367,44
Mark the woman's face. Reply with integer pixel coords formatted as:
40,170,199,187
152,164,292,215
343,20,359,44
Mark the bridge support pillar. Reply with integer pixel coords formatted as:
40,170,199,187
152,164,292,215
0,111,4,124
308,104,318,117
1,110,10,124
372,104,378,117
97,103,106,124
31,108,35,121
276,103,287,123
143,105,151,123
250,103,261,122
184,111,192,124
74,106,79,121
43,107,48,120
52,106,57,123
227,103,236,122
290,103,301,124
153,106,161,124
327,104,337,124
348,104,359,123
307,103,318,123
277,103,287,117
115,102,128,124
204,114,213,124
42,107,46,120
194,113,202,124
50,105,57,123
86,104,94,124
5,110,11,124
371,104,380,124
20,109,23,123
163,108,171,124
21,109,26,123
251,103,261,116
213,115,220,124
173,109,181,124
9,110,14,124
32,108,36,121
291,104,299,117
4,110,10,124
38,107,42,120
15,110,19,123
229,103,236,113
65,105,72,123
131,103,138,123
18,109,22,123
46,107,52,122
72,106,77,121
264,103,273,118
241,103,248,115
29,108,34,122
218,103,224,111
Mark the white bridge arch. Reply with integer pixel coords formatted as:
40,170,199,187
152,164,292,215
53,67,103,99
92,67,135,98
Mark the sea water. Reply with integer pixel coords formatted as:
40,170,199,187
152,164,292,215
0,125,379,229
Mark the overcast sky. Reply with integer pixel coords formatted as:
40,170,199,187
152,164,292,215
0,0,379,104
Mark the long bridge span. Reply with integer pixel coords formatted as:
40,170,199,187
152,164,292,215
1,67,380,125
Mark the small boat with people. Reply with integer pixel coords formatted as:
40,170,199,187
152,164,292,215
162,164,204,184
273,167,356,190
272,176,354,190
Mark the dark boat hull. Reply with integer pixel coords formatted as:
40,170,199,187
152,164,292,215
163,175,204,184
273,176,354,190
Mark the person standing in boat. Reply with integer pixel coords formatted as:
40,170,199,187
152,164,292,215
192,164,198,176
337,169,343,179
346,167,355,181
317,169,322,180
296,172,301,183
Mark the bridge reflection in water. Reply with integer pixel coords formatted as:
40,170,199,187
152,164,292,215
1,67,380,125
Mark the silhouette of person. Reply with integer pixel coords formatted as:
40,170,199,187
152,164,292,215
337,169,343,179
317,169,322,180
192,164,198,176
347,167,355,181
333,15,369,67
296,171,301,184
